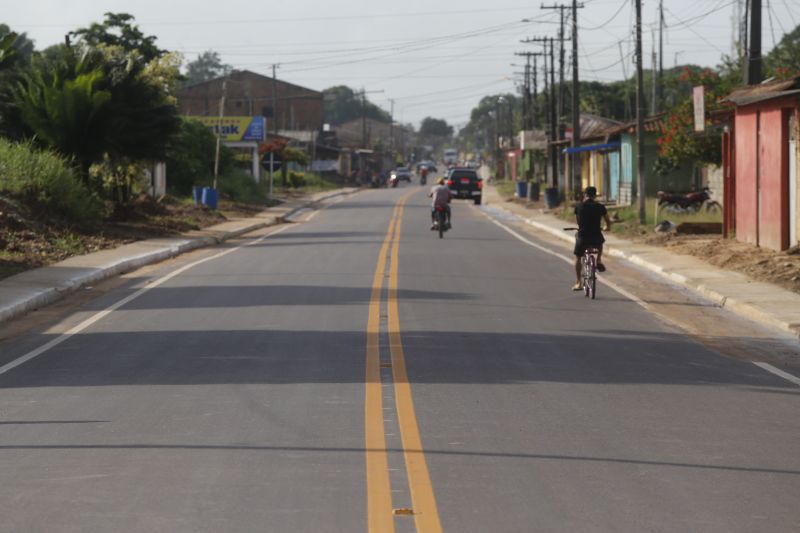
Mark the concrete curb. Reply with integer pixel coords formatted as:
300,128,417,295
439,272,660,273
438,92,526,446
0,188,359,325
484,193,800,339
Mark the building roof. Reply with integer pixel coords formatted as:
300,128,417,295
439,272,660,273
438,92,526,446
180,69,322,97
577,113,623,139
723,76,800,107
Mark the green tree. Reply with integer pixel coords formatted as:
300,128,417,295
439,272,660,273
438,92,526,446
655,67,738,173
419,117,453,138
71,12,164,63
13,44,180,197
0,24,37,137
184,50,232,85
322,85,390,125
766,24,800,78
164,118,232,195
456,94,519,153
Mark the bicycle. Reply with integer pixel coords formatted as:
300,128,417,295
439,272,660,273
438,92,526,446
564,228,599,300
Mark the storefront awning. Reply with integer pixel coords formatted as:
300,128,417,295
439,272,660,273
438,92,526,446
562,142,620,154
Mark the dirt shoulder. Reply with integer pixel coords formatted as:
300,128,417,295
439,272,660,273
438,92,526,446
0,192,301,281
494,187,800,296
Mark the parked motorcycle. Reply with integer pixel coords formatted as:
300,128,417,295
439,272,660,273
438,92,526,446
656,187,721,214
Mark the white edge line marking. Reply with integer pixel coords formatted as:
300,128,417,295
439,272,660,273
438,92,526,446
752,362,800,387
483,213,652,311
482,208,800,388
0,224,292,377
302,194,346,222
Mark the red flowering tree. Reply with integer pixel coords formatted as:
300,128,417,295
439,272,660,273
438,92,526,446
654,67,734,175
259,138,309,187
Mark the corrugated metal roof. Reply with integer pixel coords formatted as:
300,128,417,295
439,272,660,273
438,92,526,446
724,77,800,106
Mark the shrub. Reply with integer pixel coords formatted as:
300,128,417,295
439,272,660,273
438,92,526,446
294,172,338,192
0,139,102,224
164,118,234,196
217,168,267,204
288,171,305,188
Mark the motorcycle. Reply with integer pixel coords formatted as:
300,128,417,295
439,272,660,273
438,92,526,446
432,205,450,239
420,173,427,186
656,187,721,214
389,174,399,188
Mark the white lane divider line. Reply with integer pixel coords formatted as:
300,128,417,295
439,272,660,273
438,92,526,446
0,224,292,377
753,362,800,387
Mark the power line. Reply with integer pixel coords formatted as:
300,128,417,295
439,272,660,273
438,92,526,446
579,0,629,31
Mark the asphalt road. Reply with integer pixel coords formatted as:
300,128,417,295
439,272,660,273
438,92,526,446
0,185,798,533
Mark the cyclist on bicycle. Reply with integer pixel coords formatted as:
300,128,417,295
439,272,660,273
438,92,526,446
573,186,611,291
428,177,452,229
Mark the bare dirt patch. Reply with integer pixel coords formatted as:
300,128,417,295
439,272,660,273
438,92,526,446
0,193,282,280
639,232,800,294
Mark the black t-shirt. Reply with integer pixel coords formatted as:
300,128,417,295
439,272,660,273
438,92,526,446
574,200,607,239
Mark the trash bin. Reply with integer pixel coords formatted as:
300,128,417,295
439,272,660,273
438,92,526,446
544,187,560,208
516,181,528,199
201,187,218,209
530,182,540,202
192,185,204,205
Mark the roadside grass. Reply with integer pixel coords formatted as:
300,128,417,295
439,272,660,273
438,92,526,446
551,197,723,236
494,180,517,198
609,199,723,237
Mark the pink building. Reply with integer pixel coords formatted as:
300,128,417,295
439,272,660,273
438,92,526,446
724,77,800,251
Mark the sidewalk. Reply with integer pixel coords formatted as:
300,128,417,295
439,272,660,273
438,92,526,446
483,184,800,338
0,188,359,325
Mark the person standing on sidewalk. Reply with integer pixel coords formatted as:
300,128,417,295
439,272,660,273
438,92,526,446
573,186,612,291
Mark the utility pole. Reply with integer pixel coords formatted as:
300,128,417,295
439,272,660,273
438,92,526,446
516,50,544,128
549,37,557,187
543,2,583,197
542,4,579,194
358,88,385,149
635,0,646,225
657,0,664,112
744,0,762,85
651,27,657,115
269,64,279,198
213,79,227,190
389,98,395,156
569,1,581,199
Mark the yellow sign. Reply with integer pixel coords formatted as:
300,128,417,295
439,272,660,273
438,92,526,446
193,116,265,142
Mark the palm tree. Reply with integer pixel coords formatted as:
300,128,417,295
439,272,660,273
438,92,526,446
13,45,180,198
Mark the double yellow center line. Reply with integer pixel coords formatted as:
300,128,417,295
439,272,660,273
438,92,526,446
365,192,442,533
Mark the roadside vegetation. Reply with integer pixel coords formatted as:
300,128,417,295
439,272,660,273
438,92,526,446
0,14,342,280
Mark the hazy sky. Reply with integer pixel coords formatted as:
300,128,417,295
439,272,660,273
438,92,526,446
5,1,798,128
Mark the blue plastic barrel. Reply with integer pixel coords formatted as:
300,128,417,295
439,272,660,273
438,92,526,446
192,185,204,204
516,181,528,199
544,187,560,208
201,187,218,209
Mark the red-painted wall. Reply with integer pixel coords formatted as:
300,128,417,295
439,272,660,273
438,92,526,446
733,97,795,251
734,110,758,245
759,107,790,250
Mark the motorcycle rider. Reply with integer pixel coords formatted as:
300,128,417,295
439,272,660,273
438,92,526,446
573,186,611,291
428,177,452,230
419,165,429,184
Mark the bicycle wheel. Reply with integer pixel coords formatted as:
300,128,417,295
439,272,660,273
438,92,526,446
582,256,591,298
588,254,597,300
